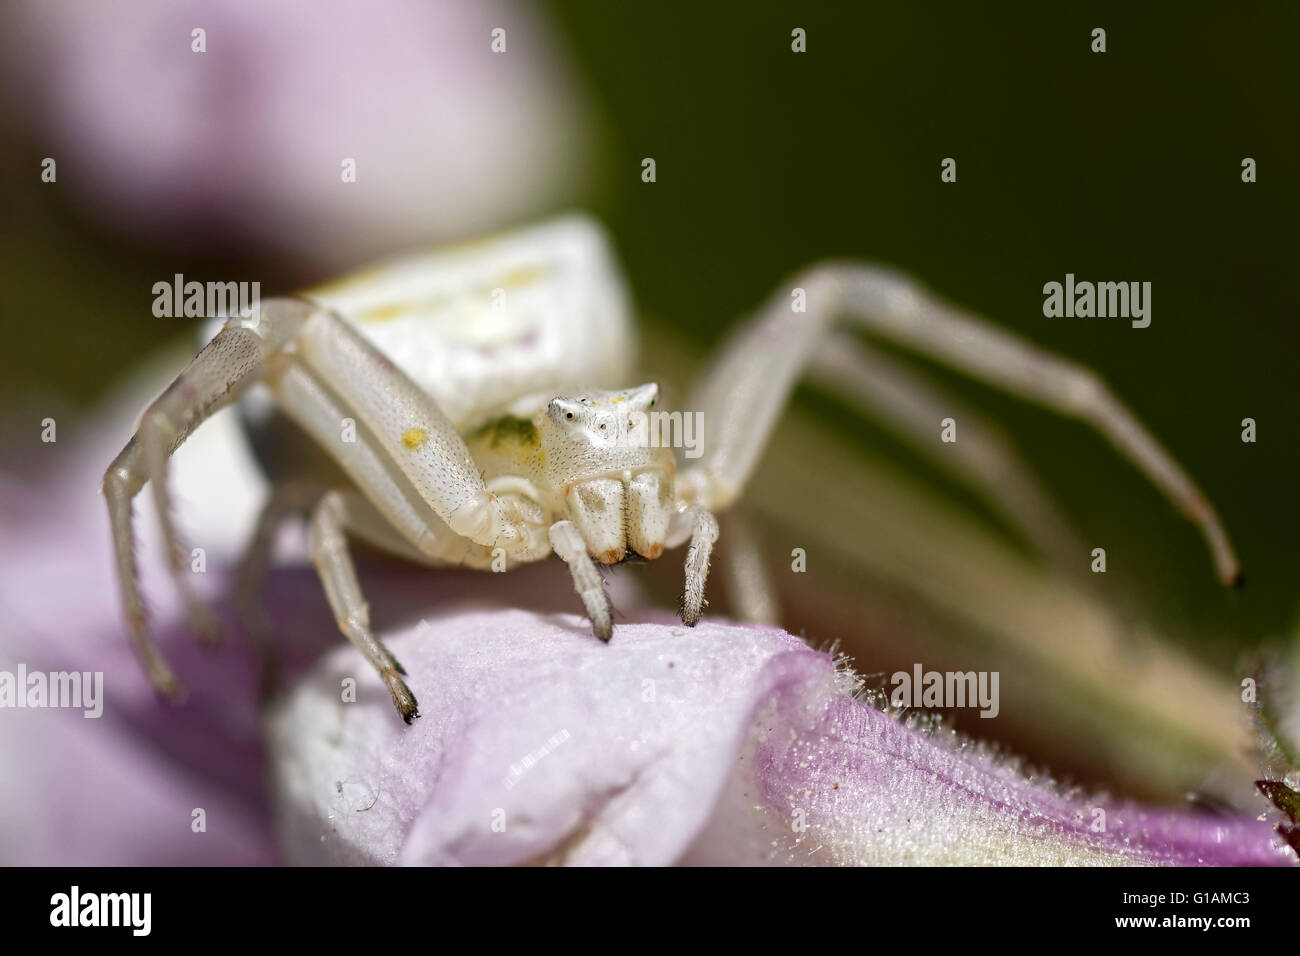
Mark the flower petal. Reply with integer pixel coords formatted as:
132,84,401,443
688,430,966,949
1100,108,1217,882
269,610,1294,866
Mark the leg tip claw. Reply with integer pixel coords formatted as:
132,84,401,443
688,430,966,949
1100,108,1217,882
385,671,419,725
678,593,704,627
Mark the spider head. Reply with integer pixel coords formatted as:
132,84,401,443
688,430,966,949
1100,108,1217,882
542,383,677,564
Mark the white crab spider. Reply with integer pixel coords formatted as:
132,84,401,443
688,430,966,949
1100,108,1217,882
102,215,1242,723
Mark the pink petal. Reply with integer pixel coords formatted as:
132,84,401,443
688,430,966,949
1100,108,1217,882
269,610,1294,866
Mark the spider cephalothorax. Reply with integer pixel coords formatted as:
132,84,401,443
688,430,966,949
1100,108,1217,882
541,384,677,564
460,382,705,646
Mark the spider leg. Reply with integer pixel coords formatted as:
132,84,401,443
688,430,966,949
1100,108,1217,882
682,264,1241,586
234,478,321,702
253,358,530,720
666,506,719,626
292,304,516,547
807,331,1088,573
307,491,418,722
718,511,779,626
102,298,316,698
263,357,495,567
549,520,613,641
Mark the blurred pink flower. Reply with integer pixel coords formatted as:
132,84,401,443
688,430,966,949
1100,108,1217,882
2,0,596,266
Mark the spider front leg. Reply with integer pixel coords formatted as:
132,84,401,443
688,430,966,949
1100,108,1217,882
307,491,419,722
667,506,719,626
549,520,614,640
235,479,427,715
102,299,315,698
681,263,1241,587
259,354,526,720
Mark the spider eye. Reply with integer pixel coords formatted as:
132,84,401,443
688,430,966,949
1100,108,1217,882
565,412,574,420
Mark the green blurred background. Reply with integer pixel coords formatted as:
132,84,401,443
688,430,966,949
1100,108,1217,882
1,2,1295,685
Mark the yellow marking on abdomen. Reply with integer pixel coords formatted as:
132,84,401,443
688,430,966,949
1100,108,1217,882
497,265,544,288
401,427,428,450
360,302,415,323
